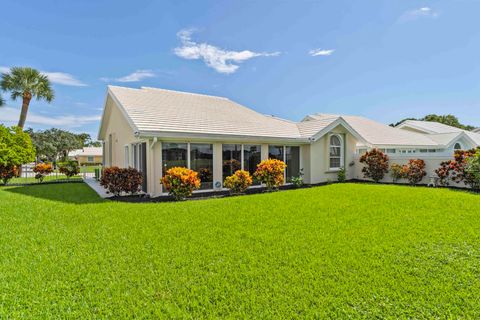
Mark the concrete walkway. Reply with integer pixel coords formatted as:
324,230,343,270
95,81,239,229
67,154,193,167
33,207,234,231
83,177,112,199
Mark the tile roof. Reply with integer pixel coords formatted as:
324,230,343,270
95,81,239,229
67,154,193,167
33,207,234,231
109,86,302,139
104,86,479,148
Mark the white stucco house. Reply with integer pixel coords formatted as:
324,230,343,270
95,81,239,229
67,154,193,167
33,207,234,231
97,86,480,196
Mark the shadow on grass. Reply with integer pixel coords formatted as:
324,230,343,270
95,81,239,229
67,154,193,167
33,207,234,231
3,183,104,204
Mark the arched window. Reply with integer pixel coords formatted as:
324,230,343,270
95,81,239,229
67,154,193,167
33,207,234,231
454,142,462,150
329,134,343,170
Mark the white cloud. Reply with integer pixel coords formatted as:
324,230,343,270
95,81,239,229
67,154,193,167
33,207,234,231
400,7,439,21
0,66,87,86
308,49,335,57
174,29,280,74
0,107,100,128
101,69,156,83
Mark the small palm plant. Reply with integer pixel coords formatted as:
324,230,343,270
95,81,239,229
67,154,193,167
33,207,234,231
1,67,54,129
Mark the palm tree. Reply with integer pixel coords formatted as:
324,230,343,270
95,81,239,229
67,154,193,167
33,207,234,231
1,67,54,129
0,95,4,106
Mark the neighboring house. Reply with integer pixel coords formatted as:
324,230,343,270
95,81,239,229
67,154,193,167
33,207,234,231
69,147,103,165
98,86,480,196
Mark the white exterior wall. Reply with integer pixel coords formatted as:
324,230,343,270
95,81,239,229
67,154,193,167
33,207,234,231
308,124,358,184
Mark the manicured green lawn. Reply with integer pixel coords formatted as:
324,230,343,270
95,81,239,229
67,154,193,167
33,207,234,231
1,183,480,318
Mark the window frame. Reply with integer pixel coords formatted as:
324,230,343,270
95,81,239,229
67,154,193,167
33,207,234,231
329,134,343,171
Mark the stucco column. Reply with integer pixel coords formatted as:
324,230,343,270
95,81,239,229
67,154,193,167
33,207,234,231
261,144,269,160
213,143,223,190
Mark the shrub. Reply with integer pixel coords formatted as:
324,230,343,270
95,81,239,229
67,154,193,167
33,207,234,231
404,159,427,185
291,168,304,188
161,167,201,200
100,167,143,196
254,159,287,191
435,161,455,186
465,150,480,190
359,149,389,183
224,170,253,194
434,148,480,188
33,163,53,182
390,163,407,183
337,167,346,183
0,164,18,185
58,160,80,178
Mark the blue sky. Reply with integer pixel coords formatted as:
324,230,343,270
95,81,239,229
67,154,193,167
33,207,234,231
1,0,480,138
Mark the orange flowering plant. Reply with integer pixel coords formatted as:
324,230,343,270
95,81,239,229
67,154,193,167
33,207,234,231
224,170,253,194
161,167,201,200
33,162,53,182
254,158,287,191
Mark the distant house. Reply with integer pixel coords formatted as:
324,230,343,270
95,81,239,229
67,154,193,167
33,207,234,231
69,147,103,165
97,86,480,196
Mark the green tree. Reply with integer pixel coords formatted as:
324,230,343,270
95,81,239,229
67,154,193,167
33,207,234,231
0,95,4,106
1,67,54,129
27,128,83,162
0,125,35,166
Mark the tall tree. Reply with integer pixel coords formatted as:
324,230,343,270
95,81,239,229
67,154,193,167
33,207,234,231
0,67,54,129
0,95,4,106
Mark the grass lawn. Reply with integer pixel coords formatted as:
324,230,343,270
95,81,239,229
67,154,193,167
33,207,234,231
80,165,102,173
7,174,82,185
1,183,480,318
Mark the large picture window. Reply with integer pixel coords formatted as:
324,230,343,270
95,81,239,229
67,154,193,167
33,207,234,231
222,144,242,181
190,144,213,190
286,146,300,182
268,145,284,161
162,143,187,175
244,145,261,185
329,134,343,170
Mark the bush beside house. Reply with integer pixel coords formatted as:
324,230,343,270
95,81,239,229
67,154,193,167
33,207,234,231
161,167,201,200
254,159,287,191
359,149,389,183
224,170,253,194
100,167,143,196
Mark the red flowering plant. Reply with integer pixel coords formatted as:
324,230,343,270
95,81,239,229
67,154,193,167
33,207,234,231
404,159,427,185
224,170,253,194
359,149,389,183
100,167,143,196
33,163,53,182
161,167,201,200
254,158,287,191
0,164,18,185
435,148,480,188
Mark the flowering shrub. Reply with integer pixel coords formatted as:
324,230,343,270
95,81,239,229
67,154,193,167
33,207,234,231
434,148,480,188
0,164,18,185
254,159,287,191
224,170,253,194
100,167,143,196
359,149,389,183
58,160,80,178
390,163,407,183
161,167,201,200
465,150,480,190
404,159,427,185
33,163,53,182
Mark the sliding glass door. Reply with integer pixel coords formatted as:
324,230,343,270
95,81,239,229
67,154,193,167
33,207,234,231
286,146,300,182
244,145,261,185
222,144,242,181
190,144,213,190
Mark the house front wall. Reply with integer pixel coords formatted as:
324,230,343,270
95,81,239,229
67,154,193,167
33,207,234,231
77,155,103,165
307,124,358,184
